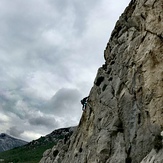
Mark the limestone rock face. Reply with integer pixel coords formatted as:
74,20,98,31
40,0,163,162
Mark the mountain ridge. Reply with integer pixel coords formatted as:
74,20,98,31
0,133,28,152
0,127,76,162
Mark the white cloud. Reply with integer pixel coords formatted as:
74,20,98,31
21,131,43,142
0,113,10,123
0,0,131,141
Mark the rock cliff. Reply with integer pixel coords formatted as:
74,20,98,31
40,0,163,162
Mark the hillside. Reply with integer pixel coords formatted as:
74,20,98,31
0,127,75,163
40,0,163,162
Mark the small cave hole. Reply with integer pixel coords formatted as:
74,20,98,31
146,111,149,117
154,135,162,152
53,150,59,157
95,76,104,86
126,147,132,163
158,34,163,41
125,157,132,163
98,118,102,121
110,60,115,65
102,84,107,91
117,121,124,133
108,77,113,81
79,148,83,153
111,87,115,96
102,64,107,70
107,68,112,74
141,13,146,20
138,113,141,124
137,87,142,93
131,62,135,67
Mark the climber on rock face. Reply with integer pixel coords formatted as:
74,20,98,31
81,96,89,111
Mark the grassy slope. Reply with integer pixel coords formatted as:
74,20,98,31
0,141,55,163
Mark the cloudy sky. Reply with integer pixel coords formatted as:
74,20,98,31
0,0,130,141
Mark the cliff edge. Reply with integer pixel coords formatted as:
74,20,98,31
40,0,163,162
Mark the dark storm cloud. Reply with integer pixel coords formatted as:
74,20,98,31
45,88,82,116
7,126,24,138
28,115,58,128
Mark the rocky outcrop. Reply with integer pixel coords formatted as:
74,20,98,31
39,127,75,163
29,126,76,148
40,0,163,162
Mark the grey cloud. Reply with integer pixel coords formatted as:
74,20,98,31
28,116,58,128
0,91,18,113
48,0,99,35
0,0,102,92
0,87,82,136
0,0,131,141
46,88,82,116
72,1,99,34
7,126,24,138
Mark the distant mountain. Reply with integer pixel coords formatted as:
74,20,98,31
0,127,76,163
0,133,28,152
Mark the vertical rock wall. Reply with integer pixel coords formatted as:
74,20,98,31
40,0,163,162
